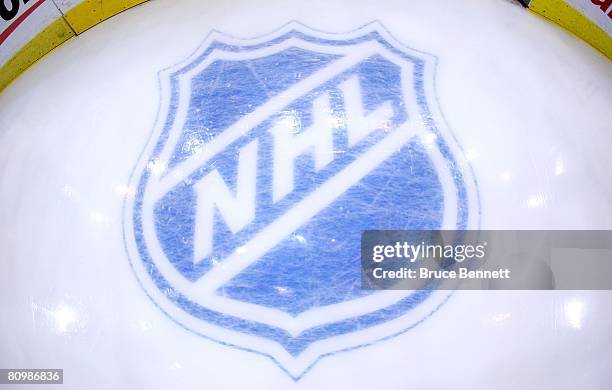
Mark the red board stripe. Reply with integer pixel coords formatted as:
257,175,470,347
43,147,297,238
0,0,49,47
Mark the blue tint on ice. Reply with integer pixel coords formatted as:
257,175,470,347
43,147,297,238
126,21,477,379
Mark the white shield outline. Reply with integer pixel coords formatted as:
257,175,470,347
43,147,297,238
123,20,480,379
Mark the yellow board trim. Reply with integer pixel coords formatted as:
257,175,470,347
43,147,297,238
0,0,149,92
63,0,148,34
529,0,612,59
0,16,75,92
0,0,609,93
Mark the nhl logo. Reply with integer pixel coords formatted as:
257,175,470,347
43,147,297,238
123,21,479,379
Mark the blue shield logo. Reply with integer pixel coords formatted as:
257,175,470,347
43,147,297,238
123,21,479,379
